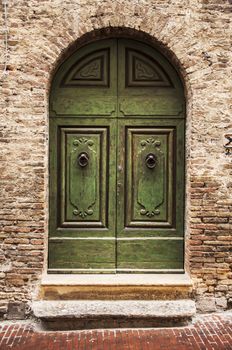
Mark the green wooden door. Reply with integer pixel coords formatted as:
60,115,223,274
49,38,185,273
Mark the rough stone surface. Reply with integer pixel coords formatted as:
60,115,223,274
196,296,217,313
6,302,27,320
31,300,196,329
0,0,232,318
32,300,196,318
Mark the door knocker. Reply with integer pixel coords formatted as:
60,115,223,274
145,153,157,169
78,152,89,167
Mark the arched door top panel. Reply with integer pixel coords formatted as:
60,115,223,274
50,38,185,118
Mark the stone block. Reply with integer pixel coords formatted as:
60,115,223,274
196,297,216,313
216,297,228,309
7,302,27,320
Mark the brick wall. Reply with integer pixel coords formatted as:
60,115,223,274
0,0,231,317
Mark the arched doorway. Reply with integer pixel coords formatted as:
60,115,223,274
49,38,185,273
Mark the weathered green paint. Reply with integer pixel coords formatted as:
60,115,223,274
49,239,115,270
117,39,184,118
50,39,117,117
117,239,184,270
49,118,117,238
117,118,185,236
67,132,99,221
49,38,185,273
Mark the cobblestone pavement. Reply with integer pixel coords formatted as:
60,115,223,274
0,312,231,350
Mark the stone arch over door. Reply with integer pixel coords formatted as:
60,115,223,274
48,34,186,274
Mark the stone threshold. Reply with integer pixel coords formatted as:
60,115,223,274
41,273,193,286
32,299,196,330
39,273,193,300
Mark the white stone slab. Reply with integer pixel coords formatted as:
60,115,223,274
41,273,192,286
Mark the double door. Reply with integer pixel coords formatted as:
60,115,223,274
49,38,185,273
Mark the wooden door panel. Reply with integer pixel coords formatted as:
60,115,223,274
119,97,183,117
49,239,115,271
62,128,105,225
51,96,116,117
118,39,185,118
49,117,116,238
126,127,173,225
117,118,185,238
50,39,117,117
62,48,110,87
117,239,184,270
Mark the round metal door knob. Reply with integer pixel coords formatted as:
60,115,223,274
145,153,157,169
78,152,89,167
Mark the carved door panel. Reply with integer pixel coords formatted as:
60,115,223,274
50,39,117,118
49,38,185,273
117,39,184,118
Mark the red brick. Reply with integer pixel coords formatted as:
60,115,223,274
0,314,231,350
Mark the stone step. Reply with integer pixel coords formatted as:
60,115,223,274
40,273,193,300
31,300,196,330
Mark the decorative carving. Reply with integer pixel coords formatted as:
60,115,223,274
126,49,172,87
75,58,102,80
62,49,109,87
140,139,161,147
73,138,94,147
137,138,164,217
140,208,160,217
135,59,160,81
73,208,93,217
69,137,97,218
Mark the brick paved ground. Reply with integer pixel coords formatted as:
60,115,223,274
0,312,231,350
